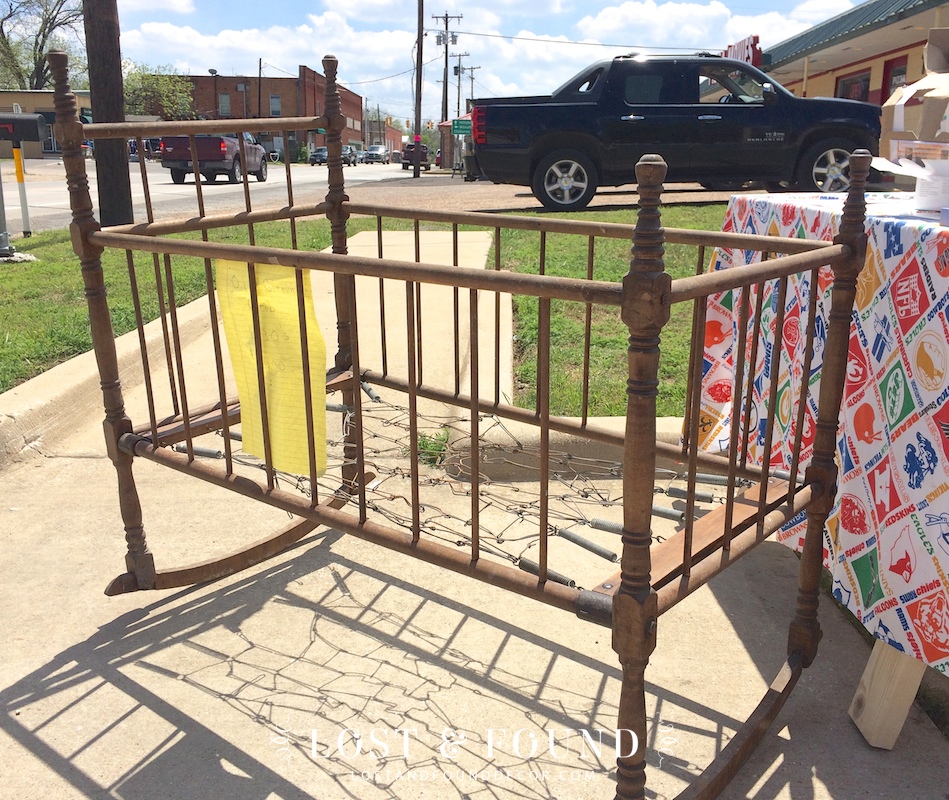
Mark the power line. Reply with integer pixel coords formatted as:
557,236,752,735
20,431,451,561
453,29,722,51
345,56,441,85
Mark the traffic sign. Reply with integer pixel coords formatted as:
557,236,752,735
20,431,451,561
451,118,472,135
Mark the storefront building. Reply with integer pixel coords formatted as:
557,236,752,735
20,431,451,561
0,89,92,159
764,0,949,137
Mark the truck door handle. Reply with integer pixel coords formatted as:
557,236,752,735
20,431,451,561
698,115,722,121
620,115,645,121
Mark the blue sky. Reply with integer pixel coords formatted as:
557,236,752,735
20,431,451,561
112,0,855,123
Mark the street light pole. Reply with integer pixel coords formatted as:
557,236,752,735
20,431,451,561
209,68,218,117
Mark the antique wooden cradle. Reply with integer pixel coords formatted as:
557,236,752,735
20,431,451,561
49,51,871,800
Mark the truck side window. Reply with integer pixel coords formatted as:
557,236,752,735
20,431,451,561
576,68,604,93
624,75,664,105
699,66,765,104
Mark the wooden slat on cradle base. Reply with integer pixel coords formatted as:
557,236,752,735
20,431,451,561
591,479,793,597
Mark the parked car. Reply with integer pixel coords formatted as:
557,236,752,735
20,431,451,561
341,145,359,166
354,148,366,163
129,137,162,161
401,143,431,170
435,149,441,167
470,52,881,209
160,132,268,184
309,146,328,165
365,145,390,164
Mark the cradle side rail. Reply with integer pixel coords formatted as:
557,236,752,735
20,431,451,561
49,49,870,800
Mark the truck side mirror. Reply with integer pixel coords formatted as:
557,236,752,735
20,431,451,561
762,83,777,106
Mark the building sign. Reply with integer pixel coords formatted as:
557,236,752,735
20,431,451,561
723,35,762,67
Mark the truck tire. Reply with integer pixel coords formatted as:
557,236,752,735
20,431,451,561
531,150,598,211
255,158,268,182
171,169,187,184
795,138,855,192
201,172,216,183
228,158,243,184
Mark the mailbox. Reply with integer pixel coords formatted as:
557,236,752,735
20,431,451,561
0,113,48,142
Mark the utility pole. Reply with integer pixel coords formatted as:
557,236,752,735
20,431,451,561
432,11,461,123
451,52,468,117
257,58,262,117
83,0,133,225
466,65,481,109
414,0,424,178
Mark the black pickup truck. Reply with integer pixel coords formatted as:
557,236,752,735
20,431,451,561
470,53,881,210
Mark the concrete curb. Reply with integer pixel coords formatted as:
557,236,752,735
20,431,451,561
0,296,210,469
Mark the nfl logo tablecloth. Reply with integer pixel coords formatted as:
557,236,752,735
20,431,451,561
702,193,949,671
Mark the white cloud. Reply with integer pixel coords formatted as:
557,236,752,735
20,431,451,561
116,0,835,122
576,0,734,50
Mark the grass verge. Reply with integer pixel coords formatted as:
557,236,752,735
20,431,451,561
2,206,724,401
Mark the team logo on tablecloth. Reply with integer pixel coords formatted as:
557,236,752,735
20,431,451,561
903,432,938,490
704,317,731,350
925,513,949,559
869,455,903,523
907,591,949,661
852,548,886,608
913,330,948,393
840,493,870,537
871,312,895,365
888,525,918,583
846,339,870,393
924,230,949,278
892,264,930,336
880,363,915,429
853,402,882,445
932,401,949,459
856,249,884,309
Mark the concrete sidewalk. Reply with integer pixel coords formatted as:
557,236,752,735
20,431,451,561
1,231,948,800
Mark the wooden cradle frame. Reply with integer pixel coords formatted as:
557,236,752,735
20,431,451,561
49,51,870,800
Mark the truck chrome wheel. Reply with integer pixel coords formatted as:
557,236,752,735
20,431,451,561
796,139,855,192
532,150,598,211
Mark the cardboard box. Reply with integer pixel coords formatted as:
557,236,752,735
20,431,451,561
881,28,949,160
877,29,949,210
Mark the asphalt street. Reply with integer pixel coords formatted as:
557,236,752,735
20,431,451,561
0,157,413,236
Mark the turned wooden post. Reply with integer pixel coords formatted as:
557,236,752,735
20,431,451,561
48,51,156,594
321,55,360,492
789,150,870,666
613,155,671,800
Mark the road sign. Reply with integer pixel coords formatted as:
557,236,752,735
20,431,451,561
451,118,472,136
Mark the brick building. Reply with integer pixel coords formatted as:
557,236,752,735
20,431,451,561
189,65,365,160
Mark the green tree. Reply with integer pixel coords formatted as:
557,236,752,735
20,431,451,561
123,62,195,119
0,0,84,89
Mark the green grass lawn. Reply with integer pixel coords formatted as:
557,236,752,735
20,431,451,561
1,205,726,415
501,205,726,417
